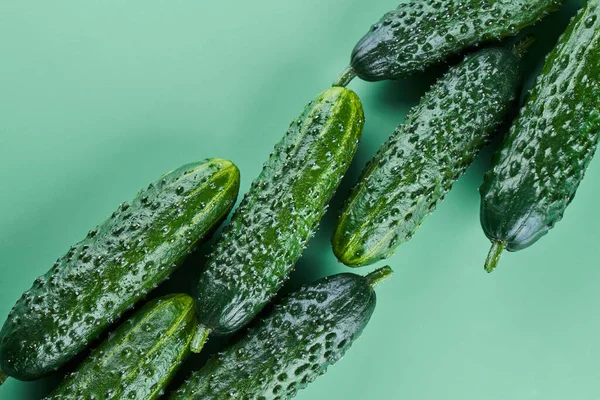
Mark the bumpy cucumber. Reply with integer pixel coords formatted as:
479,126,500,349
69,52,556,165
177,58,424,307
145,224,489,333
480,0,600,272
333,43,526,267
192,88,364,349
171,267,392,400
0,159,240,381
46,294,196,400
335,0,563,85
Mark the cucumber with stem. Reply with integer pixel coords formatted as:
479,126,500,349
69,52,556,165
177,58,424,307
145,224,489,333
480,0,600,272
191,87,365,353
334,0,564,85
171,267,392,400
332,41,530,267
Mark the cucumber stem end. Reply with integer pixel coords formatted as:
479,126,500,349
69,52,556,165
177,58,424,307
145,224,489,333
485,241,505,273
366,266,394,288
0,369,7,386
190,325,212,354
512,36,536,60
333,66,357,87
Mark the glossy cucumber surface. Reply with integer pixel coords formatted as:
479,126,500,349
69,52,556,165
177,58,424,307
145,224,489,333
480,0,600,271
333,45,524,267
171,267,392,400
337,0,562,84
47,294,196,400
194,88,364,339
0,159,239,380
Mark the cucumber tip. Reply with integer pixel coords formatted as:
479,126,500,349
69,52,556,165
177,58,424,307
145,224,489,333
366,266,394,288
333,66,357,87
190,325,212,354
485,241,505,273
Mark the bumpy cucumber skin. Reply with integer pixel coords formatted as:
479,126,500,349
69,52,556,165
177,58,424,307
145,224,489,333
0,159,240,381
46,294,196,400
172,273,376,400
350,0,562,82
481,1,600,253
333,47,521,267
196,88,364,335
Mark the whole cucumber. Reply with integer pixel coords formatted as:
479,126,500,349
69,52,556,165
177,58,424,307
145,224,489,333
191,88,364,351
480,0,600,272
0,159,240,382
171,267,392,400
333,43,527,267
46,294,196,400
334,0,563,85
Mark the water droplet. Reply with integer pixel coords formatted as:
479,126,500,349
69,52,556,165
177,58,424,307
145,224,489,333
585,15,597,28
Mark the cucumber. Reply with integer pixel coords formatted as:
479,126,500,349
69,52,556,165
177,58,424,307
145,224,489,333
333,43,528,267
334,0,563,85
191,88,364,350
46,294,196,400
0,159,240,381
480,0,600,272
171,267,392,400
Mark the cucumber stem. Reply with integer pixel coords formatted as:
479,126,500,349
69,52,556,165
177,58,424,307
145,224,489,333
0,369,7,386
512,36,536,60
333,66,357,87
190,325,212,354
485,241,505,273
365,266,394,288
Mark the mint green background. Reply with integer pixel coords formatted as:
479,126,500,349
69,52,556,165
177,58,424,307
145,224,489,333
0,0,597,399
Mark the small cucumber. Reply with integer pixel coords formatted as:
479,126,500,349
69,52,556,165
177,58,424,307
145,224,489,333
170,267,392,400
192,88,364,350
333,43,527,267
46,294,196,400
0,159,240,381
334,0,563,85
480,0,600,272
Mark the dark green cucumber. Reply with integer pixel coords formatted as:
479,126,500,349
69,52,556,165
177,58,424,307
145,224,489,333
333,43,527,267
480,0,600,272
46,294,196,400
192,88,364,348
171,267,392,400
335,0,563,85
0,159,240,381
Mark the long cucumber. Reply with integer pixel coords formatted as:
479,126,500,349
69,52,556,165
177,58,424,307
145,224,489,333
0,159,240,381
333,43,527,267
171,267,392,399
480,0,600,271
335,0,563,85
191,88,365,352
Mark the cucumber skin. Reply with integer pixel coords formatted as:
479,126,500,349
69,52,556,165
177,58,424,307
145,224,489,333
195,88,364,335
350,0,562,82
46,294,196,400
333,46,521,267
172,273,376,399
0,159,240,381
481,1,600,252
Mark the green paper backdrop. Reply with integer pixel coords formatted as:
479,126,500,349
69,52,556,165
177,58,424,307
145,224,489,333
1,0,597,398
